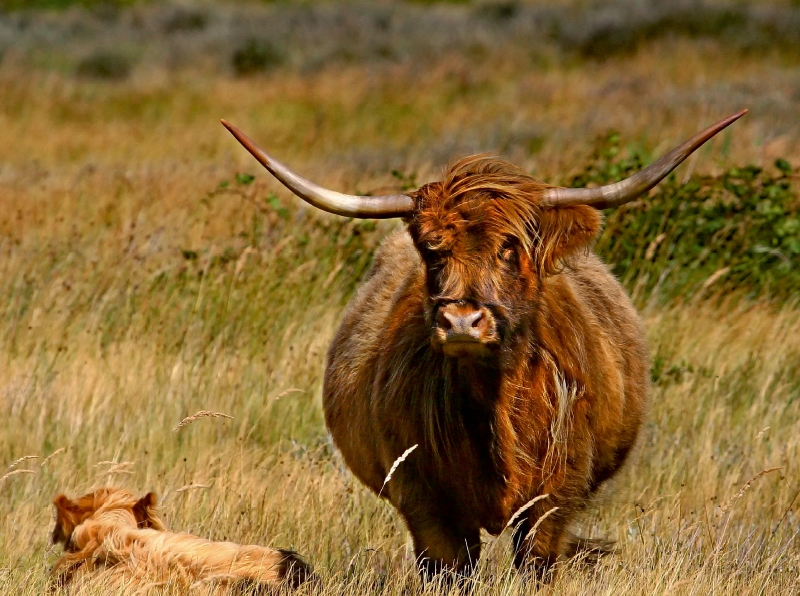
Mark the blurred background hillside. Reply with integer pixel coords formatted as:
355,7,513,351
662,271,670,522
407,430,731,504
1,0,799,172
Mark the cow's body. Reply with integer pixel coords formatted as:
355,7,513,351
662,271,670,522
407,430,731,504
325,225,648,574
221,112,744,578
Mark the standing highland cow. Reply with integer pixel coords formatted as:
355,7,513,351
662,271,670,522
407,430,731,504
222,110,745,578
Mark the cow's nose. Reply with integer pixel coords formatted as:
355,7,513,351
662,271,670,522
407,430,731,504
441,309,483,333
435,303,489,341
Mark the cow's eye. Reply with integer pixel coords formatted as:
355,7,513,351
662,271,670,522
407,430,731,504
498,242,516,264
421,244,449,265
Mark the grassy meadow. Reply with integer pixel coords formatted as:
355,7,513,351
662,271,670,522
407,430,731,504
1,1,800,594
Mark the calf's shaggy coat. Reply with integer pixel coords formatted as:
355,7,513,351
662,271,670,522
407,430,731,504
50,488,312,593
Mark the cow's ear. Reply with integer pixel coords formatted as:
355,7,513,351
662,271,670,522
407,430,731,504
536,205,602,275
52,494,76,522
52,495,76,545
132,492,163,529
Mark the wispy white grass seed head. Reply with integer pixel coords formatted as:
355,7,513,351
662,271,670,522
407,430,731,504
379,444,418,496
524,506,560,542
505,494,550,530
94,460,133,468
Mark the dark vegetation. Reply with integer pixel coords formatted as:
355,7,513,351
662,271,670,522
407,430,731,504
0,0,139,9
231,38,285,76
3,1,800,79
553,2,800,60
75,50,131,80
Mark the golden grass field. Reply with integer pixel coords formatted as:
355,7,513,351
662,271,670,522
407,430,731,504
1,4,800,593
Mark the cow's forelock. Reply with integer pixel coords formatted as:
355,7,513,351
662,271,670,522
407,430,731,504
406,157,552,356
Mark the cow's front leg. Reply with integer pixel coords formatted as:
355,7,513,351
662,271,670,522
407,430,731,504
402,509,481,581
511,503,572,582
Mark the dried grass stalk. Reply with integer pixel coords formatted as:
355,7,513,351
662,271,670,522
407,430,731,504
0,469,36,483
94,461,135,476
94,460,133,467
105,462,135,475
176,483,212,493
7,455,38,469
41,448,66,467
719,467,782,515
272,388,305,401
173,410,233,431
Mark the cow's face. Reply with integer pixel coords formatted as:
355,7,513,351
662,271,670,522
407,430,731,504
408,157,601,359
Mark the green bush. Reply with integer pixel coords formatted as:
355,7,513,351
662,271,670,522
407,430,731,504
578,133,800,303
231,39,285,76
75,51,132,80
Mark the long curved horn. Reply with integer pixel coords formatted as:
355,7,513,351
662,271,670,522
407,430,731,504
542,110,747,209
221,120,414,219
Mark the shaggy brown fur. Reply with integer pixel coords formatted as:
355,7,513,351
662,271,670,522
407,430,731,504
324,155,648,579
50,488,312,594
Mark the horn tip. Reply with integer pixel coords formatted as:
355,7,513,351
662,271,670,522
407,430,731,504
220,119,250,146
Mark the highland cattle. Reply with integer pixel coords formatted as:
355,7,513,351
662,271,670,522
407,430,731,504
222,110,746,578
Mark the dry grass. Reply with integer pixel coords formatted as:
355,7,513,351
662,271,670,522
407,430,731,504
173,411,234,432
1,10,799,594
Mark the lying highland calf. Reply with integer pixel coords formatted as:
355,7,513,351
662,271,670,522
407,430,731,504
222,110,746,578
51,488,312,593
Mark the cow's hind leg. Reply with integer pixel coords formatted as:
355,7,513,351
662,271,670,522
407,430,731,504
403,511,481,582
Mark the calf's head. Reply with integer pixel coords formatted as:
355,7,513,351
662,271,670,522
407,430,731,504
219,110,746,359
52,488,163,550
